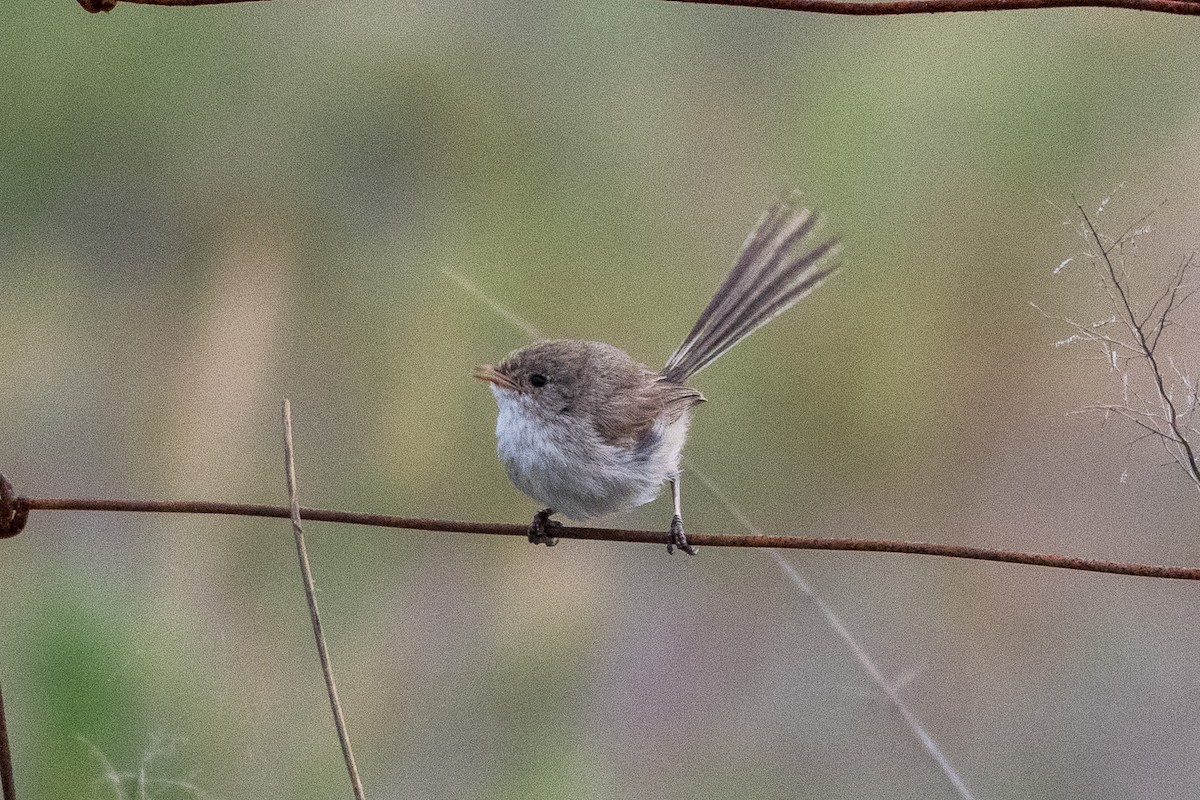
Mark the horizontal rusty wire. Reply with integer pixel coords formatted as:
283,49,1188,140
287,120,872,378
4,477,1199,581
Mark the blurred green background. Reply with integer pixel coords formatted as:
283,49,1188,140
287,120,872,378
3,1,1200,797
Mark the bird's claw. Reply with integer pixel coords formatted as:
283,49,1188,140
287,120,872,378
528,508,561,547
667,514,698,556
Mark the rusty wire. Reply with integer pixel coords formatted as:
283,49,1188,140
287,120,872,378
75,0,1200,16
3,475,1199,581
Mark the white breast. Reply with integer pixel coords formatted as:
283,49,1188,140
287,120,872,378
491,386,692,520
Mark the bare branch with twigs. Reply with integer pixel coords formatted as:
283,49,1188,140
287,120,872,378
1041,196,1200,491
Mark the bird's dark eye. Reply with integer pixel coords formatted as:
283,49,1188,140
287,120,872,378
529,373,548,388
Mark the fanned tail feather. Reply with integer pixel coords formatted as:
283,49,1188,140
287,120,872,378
662,194,842,384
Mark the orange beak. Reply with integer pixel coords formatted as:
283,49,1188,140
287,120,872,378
473,364,518,391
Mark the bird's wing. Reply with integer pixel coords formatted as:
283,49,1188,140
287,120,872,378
591,368,704,448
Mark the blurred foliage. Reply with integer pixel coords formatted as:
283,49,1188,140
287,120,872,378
3,0,1200,797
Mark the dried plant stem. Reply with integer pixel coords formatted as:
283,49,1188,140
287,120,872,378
281,401,365,800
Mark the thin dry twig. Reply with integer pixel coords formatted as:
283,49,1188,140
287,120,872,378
5,483,1200,581
688,462,977,800
281,401,366,800
773,553,978,798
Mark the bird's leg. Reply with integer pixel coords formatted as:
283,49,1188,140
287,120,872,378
667,477,698,556
527,507,561,547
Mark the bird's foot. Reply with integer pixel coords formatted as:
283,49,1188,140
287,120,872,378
667,514,698,556
527,508,561,547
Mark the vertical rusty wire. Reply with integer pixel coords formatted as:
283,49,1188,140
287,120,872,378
0,478,23,797
0,682,14,800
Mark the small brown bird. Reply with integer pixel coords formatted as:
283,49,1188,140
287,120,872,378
475,194,842,554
